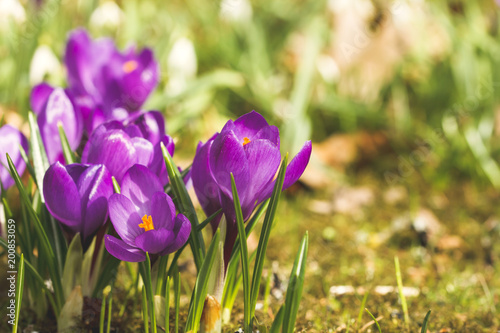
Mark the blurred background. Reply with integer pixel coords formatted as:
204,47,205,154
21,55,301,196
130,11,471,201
1,0,499,330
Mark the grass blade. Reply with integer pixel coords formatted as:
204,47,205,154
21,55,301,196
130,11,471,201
421,310,431,333
250,155,288,319
364,308,382,333
161,142,205,271
0,238,58,314
282,232,308,333
165,276,170,333
6,154,64,312
12,253,25,333
357,292,369,327
27,112,50,200
229,199,269,262
269,305,284,333
29,112,66,276
62,234,83,299
100,293,107,333
230,173,251,332
395,256,410,328
111,176,121,194
197,208,223,232
185,230,221,332
174,269,180,333
140,253,157,333
106,296,113,333
142,286,149,333
57,123,75,164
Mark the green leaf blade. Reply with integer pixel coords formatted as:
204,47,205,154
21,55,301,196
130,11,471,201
282,232,309,333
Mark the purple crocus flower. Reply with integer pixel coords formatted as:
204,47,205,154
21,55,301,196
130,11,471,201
64,28,159,131
43,162,113,241
0,125,29,194
104,164,191,262
30,84,83,164
192,111,312,261
81,111,173,183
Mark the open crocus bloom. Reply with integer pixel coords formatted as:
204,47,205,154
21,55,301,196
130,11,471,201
192,111,312,261
0,125,29,194
64,28,159,130
81,115,174,183
104,164,191,262
43,162,113,241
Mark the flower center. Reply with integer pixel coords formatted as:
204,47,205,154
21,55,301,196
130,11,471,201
242,137,251,146
138,214,154,231
123,60,139,74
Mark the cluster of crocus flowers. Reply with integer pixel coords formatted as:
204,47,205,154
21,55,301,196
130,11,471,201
192,111,312,262
19,28,312,270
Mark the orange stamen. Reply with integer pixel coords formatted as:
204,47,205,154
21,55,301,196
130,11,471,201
138,214,154,231
123,60,138,73
242,137,251,146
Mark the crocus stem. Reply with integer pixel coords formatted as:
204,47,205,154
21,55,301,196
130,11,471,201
140,254,157,333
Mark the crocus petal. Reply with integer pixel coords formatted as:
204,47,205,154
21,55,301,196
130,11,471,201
120,164,163,212
134,229,174,254
282,140,312,189
65,163,90,183
253,125,280,147
43,162,82,230
149,192,176,230
82,128,137,182
0,125,29,191
30,82,54,115
65,29,116,101
209,128,250,201
108,193,143,246
38,88,82,164
77,165,113,240
128,110,165,145
160,214,192,255
148,135,175,185
105,235,146,262
102,48,159,113
124,124,143,138
258,140,312,203
244,139,281,205
233,110,270,139
192,140,221,218
130,137,154,166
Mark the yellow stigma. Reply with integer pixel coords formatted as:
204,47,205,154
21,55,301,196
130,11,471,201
242,137,251,146
139,214,154,231
123,60,138,74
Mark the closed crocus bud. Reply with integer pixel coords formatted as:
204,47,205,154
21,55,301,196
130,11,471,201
104,165,191,262
43,162,113,241
30,85,83,164
0,125,29,195
81,116,174,184
192,111,312,262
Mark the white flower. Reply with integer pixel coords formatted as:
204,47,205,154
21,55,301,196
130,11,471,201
166,37,197,95
219,0,253,22
89,1,124,29
0,0,26,29
29,45,61,85
317,55,340,83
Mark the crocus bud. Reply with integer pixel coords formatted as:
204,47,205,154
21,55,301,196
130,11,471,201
43,162,113,241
